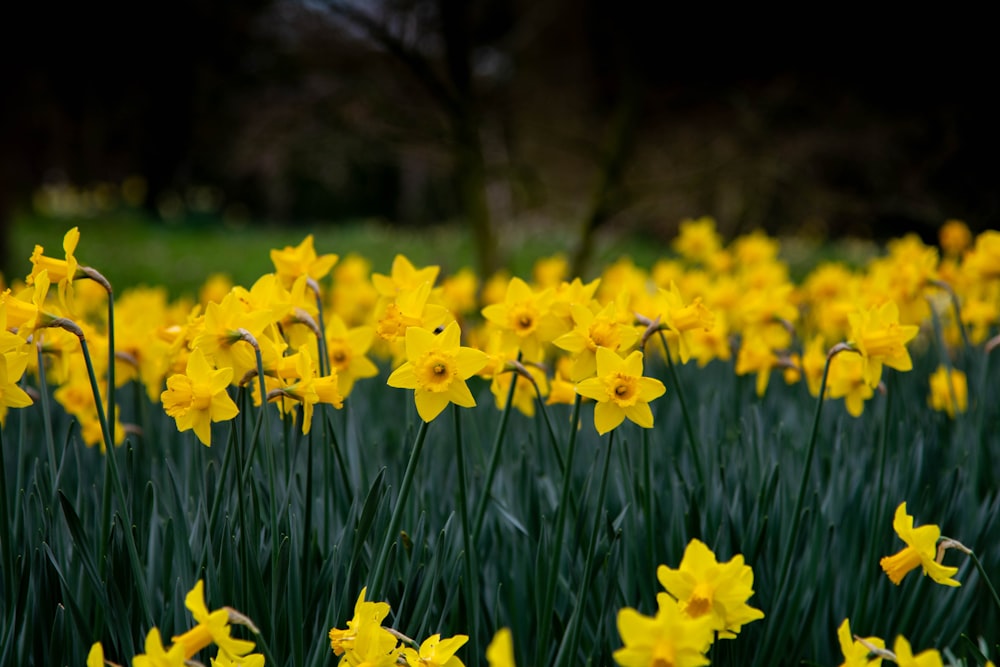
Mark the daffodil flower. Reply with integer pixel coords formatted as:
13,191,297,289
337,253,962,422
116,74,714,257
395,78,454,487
270,234,338,287
848,300,919,388
133,627,187,667
613,593,714,667
575,347,665,435
553,301,639,381
329,587,392,656
401,632,469,667
372,253,440,296
171,580,256,660
656,538,764,639
86,642,104,667
324,313,378,397
827,352,875,418
485,628,516,667
891,636,943,667
481,276,564,362
161,348,239,446
387,321,488,423
879,502,960,587
28,226,81,314
928,365,968,418
836,618,884,667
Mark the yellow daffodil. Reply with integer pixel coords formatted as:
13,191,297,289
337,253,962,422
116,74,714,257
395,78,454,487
546,356,578,406
836,618,884,667
192,290,275,378
161,348,240,446
928,365,968,418
325,314,378,397
485,628,516,667
685,311,731,367
892,636,943,667
673,216,722,265
211,653,266,667
270,234,338,287
27,226,80,313
372,254,440,296
490,362,548,417
613,593,714,667
374,281,452,346
329,587,392,656
848,300,919,388
939,219,972,257
2,270,57,338
269,348,343,433
439,267,479,317
827,352,874,418
532,254,569,288
86,641,104,667
644,282,715,364
387,321,488,422
575,347,665,435
734,335,778,398
481,276,564,362
402,633,468,667
962,230,1000,282
0,305,32,422
553,301,639,380
0,348,33,420
133,627,187,667
330,254,379,326
879,502,960,587
172,580,256,660
200,273,234,305
656,538,764,639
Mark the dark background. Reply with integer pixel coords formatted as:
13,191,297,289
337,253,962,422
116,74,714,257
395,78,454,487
2,0,997,276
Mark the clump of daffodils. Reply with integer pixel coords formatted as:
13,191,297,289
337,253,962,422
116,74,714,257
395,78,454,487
328,588,467,667
88,580,263,666
614,539,764,666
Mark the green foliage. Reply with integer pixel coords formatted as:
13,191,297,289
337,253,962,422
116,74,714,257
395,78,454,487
1,338,998,666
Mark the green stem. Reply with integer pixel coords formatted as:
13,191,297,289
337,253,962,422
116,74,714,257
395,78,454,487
453,406,480,667
200,393,241,571
969,549,1000,617
642,427,655,603
0,428,14,600
251,340,281,620
519,363,564,473
35,337,59,497
369,419,430,600
302,425,314,597
558,429,614,667
310,279,331,378
535,393,582,667
856,374,892,628
76,329,153,625
471,359,520,544
657,330,705,491
772,344,849,624
106,290,116,446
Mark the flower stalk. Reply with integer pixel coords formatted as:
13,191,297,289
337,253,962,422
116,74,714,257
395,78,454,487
369,419,430,600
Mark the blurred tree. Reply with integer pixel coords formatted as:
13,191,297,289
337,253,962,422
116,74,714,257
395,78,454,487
320,0,505,275
0,0,275,275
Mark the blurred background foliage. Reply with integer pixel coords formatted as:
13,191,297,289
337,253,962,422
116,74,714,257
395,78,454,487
2,1,997,280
